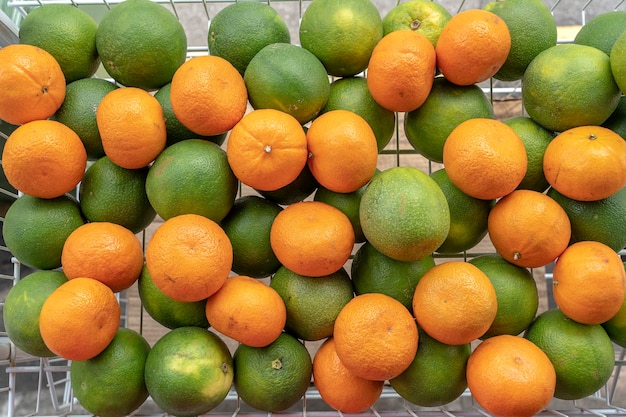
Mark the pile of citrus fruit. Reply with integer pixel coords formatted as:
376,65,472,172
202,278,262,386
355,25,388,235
1,0,626,416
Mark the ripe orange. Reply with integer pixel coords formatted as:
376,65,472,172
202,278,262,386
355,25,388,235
552,241,626,325
226,109,308,192
333,293,419,381
61,222,144,293
366,30,436,112
0,44,65,125
170,55,248,136
442,118,528,200
145,213,233,303
313,337,384,413
39,277,120,361
205,275,286,348
2,119,87,199
96,87,166,169
270,201,355,277
543,125,626,202
413,261,498,345
435,9,511,86
467,335,556,417
488,189,571,268
306,109,378,193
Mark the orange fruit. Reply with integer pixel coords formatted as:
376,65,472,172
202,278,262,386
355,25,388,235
96,86,166,169
487,189,571,269
413,261,498,345
0,44,65,125
435,9,511,86
39,277,121,361
382,0,452,46
170,55,248,136
205,275,286,348
61,222,144,293
333,293,419,381
543,125,626,202
270,201,355,277
306,109,378,193
226,109,308,192
145,213,233,303
442,118,528,200
611,30,626,94
313,337,384,413
552,241,626,325
2,119,87,199
257,162,319,206
602,262,626,348
467,335,556,417
366,30,436,112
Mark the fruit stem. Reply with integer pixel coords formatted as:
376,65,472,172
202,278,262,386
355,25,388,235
271,358,283,370
410,20,422,30
264,145,272,153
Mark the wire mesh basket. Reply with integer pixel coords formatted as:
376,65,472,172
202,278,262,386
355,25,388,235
1,0,626,416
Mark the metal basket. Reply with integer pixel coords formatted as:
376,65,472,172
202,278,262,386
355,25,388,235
1,1,626,416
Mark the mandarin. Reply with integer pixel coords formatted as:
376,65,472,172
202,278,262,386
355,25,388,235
2,120,87,199
487,189,571,268
96,87,166,169
0,44,65,125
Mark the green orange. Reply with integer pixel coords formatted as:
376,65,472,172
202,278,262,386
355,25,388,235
382,0,452,47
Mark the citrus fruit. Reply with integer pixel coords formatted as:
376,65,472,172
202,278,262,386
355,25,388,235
71,328,151,417
430,168,494,254
39,277,120,361
270,266,354,341
313,337,384,413
611,30,626,93
144,327,234,417
502,115,555,192
483,0,558,82
542,125,626,201
306,109,378,193
404,76,494,163
53,77,118,160
603,95,626,138
226,108,308,191
208,1,290,75
205,275,286,348
19,4,99,83
2,193,85,270
413,261,498,345
96,86,166,169
2,119,87,199
244,42,330,125
138,264,209,330
469,254,539,338
3,270,68,357
435,9,511,86
153,82,227,147
523,44,621,132
442,118,527,200
270,201,355,277
61,222,144,293
314,179,370,243
95,0,187,90
366,30,436,112
382,0,452,47
487,189,571,268
170,55,248,136
0,44,65,125
350,241,435,310
220,195,283,278
574,10,626,56
360,166,450,262
390,327,471,407
257,162,319,206
467,335,556,417
602,263,626,348
552,240,626,325
145,213,233,303
547,186,626,252
299,0,383,77
233,332,312,412
145,139,238,222
524,308,615,400
334,293,419,381
321,76,396,151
